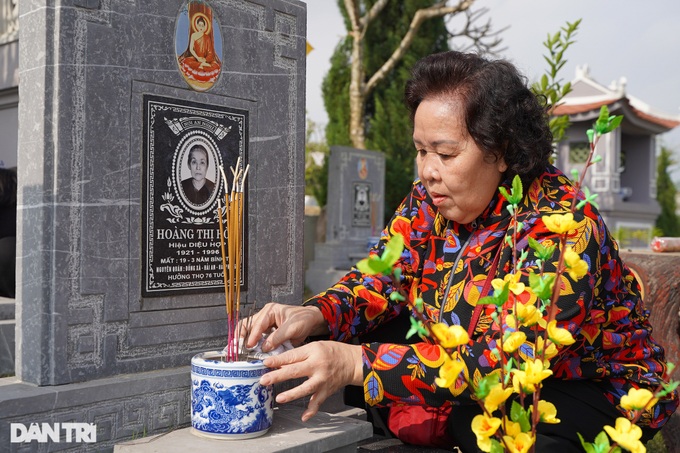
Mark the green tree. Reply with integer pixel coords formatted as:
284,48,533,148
363,1,450,220
323,0,502,219
305,118,329,208
655,146,680,236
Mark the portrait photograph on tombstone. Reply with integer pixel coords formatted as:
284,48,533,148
178,142,218,207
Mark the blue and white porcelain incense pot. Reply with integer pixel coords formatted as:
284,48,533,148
190,351,274,439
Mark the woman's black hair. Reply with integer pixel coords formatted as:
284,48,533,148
404,51,553,184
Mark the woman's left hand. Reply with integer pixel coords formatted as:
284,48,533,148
261,341,363,421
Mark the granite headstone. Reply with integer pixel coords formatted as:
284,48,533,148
305,146,385,295
1,0,306,450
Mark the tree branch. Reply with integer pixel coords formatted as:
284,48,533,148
361,0,389,30
343,0,361,34
447,7,507,55
364,0,476,95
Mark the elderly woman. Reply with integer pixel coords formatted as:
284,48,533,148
243,51,678,451
181,144,215,206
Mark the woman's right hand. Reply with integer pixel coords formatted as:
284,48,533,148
240,302,328,352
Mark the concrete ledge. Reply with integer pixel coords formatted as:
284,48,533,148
0,319,14,376
0,367,191,451
0,297,15,320
114,405,373,453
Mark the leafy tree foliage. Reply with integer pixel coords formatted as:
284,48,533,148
323,0,501,220
305,118,329,208
655,146,680,236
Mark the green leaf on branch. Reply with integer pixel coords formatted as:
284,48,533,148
657,380,680,398
528,236,557,261
529,271,555,301
489,439,504,453
357,233,404,275
413,297,424,314
474,374,500,400
479,281,510,307
586,128,595,143
510,400,531,432
577,433,597,453
406,317,428,340
389,291,405,302
499,175,523,205
594,105,624,135
576,187,599,210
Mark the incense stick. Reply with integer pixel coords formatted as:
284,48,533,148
217,161,249,362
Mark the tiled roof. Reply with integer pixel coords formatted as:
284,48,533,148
553,98,680,129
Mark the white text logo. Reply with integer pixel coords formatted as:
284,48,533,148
10,423,97,443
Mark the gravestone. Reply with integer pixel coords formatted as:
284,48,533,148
305,146,385,295
1,0,306,450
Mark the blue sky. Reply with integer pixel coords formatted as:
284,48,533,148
303,0,680,164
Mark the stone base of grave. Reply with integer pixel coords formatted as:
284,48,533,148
1,366,368,452
304,242,371,295
115,405,372,453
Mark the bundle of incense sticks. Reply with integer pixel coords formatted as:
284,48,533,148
217,157,249,362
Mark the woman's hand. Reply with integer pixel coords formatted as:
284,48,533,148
240,302,328,351
261,341,363,421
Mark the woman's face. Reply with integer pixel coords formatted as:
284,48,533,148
414,97,507,225
189,149,208,182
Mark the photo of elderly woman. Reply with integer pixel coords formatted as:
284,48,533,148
181,144,215,206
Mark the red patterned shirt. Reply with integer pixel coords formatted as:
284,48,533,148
306,166,678,429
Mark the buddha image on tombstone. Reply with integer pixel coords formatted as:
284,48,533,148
175,1,222,92
142,94,248,297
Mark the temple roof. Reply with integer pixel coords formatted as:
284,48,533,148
552,65,680,131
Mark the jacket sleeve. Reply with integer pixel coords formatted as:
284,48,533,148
303,182,429,343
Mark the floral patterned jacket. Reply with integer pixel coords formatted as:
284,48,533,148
305,165,678,429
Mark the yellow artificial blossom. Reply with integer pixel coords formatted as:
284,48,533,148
434,354,466,389
621,387,659,411
542,212,578,235
512,359,553,394
503,432,534,453
483,384,513,414
431,323,469,349
563,246,589,280
492,272,526,296
603,417,645,453
547,320,576,346
531,400,561,424
503,331,527,354
515,302,542,327
471,414,502,453
535,336,558,363
503,418,522,437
